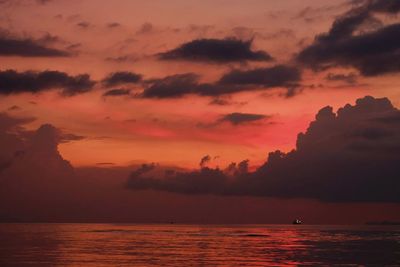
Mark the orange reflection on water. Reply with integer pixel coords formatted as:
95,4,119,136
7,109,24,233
0,224,399,266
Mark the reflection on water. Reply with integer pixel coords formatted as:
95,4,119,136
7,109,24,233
0,224,399,266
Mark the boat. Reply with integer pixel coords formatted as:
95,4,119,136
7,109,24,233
292,219,302,225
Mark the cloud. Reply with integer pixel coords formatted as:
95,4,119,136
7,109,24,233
141,73,241,98
296,0,400,76
102,71,142,87
127,95,400,202
158,38,273,63
102,88,131,97
0,113,34,171
130,163,157,179
59,132,86,143
218,113,269,125
208,97,247,106
140,66,300,99
0,36,70,57
199,155,211,168
0,69,95,96
0,112,85,178
107,22,121,28
325,72,358,84
141,73,200,98
76,21,90,28
0,112,35,132
218,65,301,96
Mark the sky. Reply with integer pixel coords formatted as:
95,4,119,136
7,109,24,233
0,0,400,224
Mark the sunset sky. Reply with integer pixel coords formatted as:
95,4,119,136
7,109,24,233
1,0,400,224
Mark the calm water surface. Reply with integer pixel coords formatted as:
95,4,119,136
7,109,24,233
0,224,399,266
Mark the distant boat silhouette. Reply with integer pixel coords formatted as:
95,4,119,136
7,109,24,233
292,219,302,225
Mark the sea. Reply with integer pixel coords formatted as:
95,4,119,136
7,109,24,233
0,223,399,266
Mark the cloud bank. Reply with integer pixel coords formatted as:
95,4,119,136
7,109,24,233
127,95,400,202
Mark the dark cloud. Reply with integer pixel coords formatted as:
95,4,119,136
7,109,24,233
158,38,273,63
102,88,131,97
219,65,301,87
141,73,241,98
76,21,90,28
130,163,157,179
141,73,200,98
127,167,230,195
0,36,70,57
296,0,400,76
0,69,95,96
0,113,84,176
107,22,121,28
199,155,211,168
127,96,400,203
218,113,269,125
141,66,300,99
218,65,302,97
102,71,142,87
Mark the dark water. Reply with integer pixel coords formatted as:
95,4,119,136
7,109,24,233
0,224,399,266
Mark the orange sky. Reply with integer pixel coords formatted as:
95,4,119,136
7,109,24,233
1,0,400,168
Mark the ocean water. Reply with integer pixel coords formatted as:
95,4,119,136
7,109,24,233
0,224,399,266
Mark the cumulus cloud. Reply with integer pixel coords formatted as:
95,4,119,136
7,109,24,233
296,0,400,76
158,38,273,63
102,71,142,87
0,112,85,181
127,95,400,202
0,69,95,96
